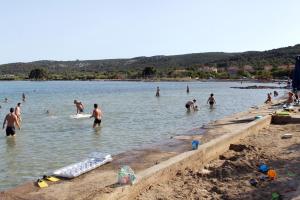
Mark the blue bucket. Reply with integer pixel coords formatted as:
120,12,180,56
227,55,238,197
192,140,200,150
259,164,269,173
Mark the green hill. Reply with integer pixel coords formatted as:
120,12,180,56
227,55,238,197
1,44,299,80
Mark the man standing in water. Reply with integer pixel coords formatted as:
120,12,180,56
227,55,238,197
15,103,22,123
186,85,190,93
74,100,84,114
90,104,103,128
3,108,20,136
22,93,26,102
156,86,160,97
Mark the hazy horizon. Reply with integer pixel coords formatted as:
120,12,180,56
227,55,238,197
1,0,300,64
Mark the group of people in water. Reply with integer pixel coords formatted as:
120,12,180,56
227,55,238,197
73,100,103,128
185,93,216,112
2,93,103,137
156,85,216,112
9,84,298,138
264,90,299,105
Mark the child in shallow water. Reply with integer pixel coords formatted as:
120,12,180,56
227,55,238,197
207,93,216,107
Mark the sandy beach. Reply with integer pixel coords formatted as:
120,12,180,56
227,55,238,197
137,123,300,200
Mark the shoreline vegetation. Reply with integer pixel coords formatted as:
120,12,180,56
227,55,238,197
0,77,290,83
0,44,299,81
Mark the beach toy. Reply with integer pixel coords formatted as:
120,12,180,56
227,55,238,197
255,115,262,120
37,179,48,188
43,175,60,182
192,140,200,150
259,164,269,173
53,152,112,178
267,169,277,180
118,165,136,185
249,179,258,186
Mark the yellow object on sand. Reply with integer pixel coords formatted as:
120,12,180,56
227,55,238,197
275,111,290,116
37,179,48,188
43,175,60,182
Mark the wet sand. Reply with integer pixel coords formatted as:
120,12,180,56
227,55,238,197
0,99,290,200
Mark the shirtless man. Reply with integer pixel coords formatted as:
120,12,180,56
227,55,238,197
3,108,20,136
90,104,103,128
207,93,216,107
74,100,84,114
15,103,22,123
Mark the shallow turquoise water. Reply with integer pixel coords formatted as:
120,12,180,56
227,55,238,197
0,81,281,190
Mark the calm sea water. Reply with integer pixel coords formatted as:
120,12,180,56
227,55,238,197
0,81,280,190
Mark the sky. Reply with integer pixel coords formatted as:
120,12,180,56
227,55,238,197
0,0,300,64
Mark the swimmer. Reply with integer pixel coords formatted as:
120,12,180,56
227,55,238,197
2,108,20,137
185,99,197,111
90,104,103,128
186,85,190,93
74,100,84,114
22,93,26,102
4,98,8,103
156,86,160,97
273,91,278,97
207,93,216,107
15,103,22,123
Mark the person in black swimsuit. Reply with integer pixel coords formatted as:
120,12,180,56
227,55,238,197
207,93,216,107
3,108,20,136
90,104,103,128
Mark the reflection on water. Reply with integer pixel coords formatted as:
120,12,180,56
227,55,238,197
94,127,102,134
6,137,16,148
0,81,281,190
